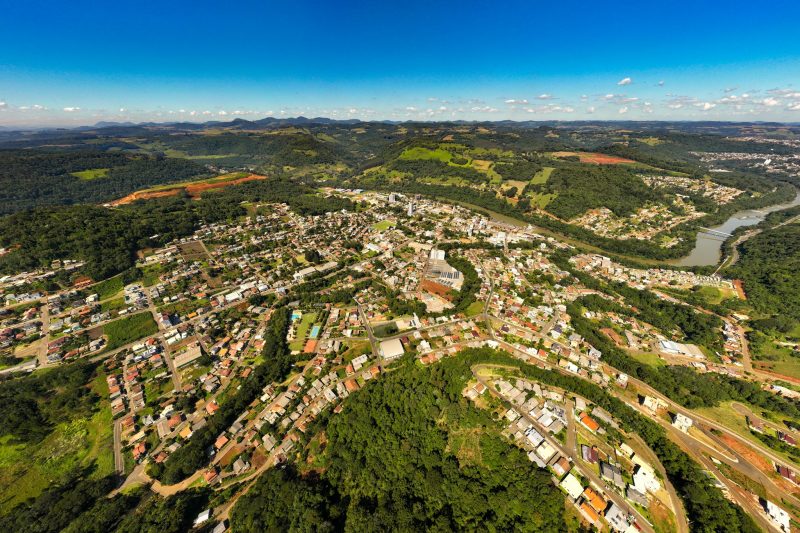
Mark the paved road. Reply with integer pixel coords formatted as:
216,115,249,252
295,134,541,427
475,371,656,533
354,298,379,358
113,418,125,475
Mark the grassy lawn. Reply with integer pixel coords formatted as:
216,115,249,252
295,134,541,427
465,301,484,317
103,312,158,350
372,219,396,231
629,351,666,367
529,192,557,209
101,296,126,313
140,263,165,287
530,167,554,185
70,168,109,180
93,275,124,299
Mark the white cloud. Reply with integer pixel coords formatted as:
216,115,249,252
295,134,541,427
761,97,779,107
0,101,7,110
695,102,716,111
405,106,417,111
617,77,632,86
788,102,800,111
658,80,665,86
505,99,529,105
537,94,553,100
119,107,127,113
63,107,81,112
618,106,628,114
586,106,596,114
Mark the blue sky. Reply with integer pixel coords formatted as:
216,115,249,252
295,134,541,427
1,0,800,126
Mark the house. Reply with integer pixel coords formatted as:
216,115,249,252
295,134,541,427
578,487,604,513
132,442,147,462
194,509,212,527
579,413,600,433
641,395,666,414
552,456,571,478
762,499,790,532
560,473,584,500
671,413,693,433
214,434,229,450
535,441,557,463
204,469,219,485
633,463,661,494
581,444,599,464
600,462,625,490
626,486,649,507
604,503,629,532
579,502,601,526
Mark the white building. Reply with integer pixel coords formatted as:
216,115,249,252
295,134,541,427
672,413,693,433
379,338,404,360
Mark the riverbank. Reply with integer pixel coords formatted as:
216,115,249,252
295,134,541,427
673,189,800,268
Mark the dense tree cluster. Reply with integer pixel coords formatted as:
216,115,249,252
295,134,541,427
0,361,99,442
534,165,664,220
0,150,208,215
232,358,566,532
730,223,800,323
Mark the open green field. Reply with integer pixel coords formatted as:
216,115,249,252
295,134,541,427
103,312,158,350
465,301,484,317
629,351,666,367
530,192,557,209
100,296,126,313
398,147,452,162
92,275,124,299
372,219,396,231
531,167,554,185
70,168,109,180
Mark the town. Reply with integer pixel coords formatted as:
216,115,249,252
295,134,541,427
2,189,798,532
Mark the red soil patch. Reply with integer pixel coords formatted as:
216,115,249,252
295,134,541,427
733,279,747,300
551,151,635,165
718,432,773,474
184,174,266,197
580,153,634,165
421,279,454,300
110,174,267,206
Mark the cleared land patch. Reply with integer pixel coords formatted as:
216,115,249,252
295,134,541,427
70,168,110,180
110,172,266,205
550,151,635,165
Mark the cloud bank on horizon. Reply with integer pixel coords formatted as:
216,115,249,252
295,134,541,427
1,0,799,126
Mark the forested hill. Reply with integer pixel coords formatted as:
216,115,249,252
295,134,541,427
0,150,209,215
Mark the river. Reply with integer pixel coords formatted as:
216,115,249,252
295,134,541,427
672,190,800,267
